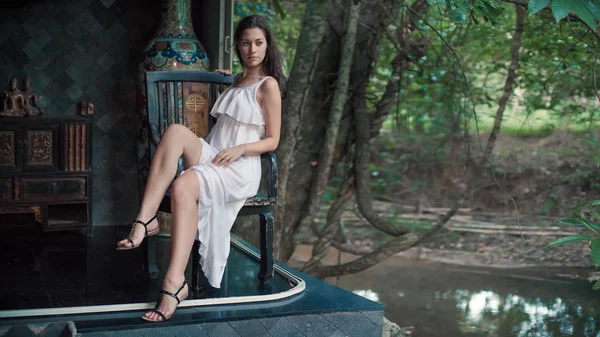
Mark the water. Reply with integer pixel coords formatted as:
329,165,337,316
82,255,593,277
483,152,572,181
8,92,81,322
327,258,600,337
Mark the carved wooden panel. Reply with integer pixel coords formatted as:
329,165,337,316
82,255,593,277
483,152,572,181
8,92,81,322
183,82,210,138
20,177,87,201
28,130,52,164
24,125,58,172
0,179,12,202
64,123,88,171
0,131,15,166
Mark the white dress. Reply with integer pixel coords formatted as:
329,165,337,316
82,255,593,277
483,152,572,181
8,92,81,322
180,76,270,288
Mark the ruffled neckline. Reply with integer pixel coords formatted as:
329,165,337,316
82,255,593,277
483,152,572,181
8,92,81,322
229,77,271,90
209,77,272,127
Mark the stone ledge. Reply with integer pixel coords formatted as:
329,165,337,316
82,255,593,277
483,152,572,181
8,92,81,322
74,311,384,337
0,322,76,337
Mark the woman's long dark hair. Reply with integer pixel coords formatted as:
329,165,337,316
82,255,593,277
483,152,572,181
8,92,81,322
234,15,287,99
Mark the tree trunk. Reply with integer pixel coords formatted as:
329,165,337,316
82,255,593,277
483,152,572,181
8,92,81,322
276,0,333,259
278,0,400,261
296,0,361,245
480,4,525,165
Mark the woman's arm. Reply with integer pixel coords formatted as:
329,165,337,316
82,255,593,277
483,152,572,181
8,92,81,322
244,77,281,155
212,77,281,168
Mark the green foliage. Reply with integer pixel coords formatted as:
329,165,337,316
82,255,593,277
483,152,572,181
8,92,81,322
423,0,504,23
377,0,600,152
427,0,600,29
528,0,552,15
547,234,593,245
550,171,600,289
591,237,600,264
549,203,600,272
551,0,571,21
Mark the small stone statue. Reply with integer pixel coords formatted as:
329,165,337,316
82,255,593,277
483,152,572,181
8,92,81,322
23,77,43,116
1,77,25,117
1,76,43,117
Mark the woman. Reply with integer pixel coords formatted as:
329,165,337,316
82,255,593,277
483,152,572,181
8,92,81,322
115,15,284,322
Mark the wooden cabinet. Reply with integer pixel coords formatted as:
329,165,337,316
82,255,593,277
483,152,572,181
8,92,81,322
0,104,93,235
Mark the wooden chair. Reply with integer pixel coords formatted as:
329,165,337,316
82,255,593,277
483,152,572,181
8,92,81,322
143,70,276,291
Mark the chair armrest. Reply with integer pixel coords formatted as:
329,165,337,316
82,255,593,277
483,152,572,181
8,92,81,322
261,152,277,199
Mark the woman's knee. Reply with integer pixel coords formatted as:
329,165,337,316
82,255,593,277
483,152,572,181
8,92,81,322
162,124,188,142
171,172,199,203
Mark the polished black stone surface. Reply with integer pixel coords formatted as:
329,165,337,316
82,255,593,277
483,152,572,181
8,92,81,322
0,225,292,310
0,225,384,334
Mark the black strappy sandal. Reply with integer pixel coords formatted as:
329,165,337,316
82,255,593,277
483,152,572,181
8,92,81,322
116,214,159,251
142,280,188,322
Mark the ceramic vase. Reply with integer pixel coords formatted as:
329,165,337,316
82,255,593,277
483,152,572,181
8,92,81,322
136,0,209,233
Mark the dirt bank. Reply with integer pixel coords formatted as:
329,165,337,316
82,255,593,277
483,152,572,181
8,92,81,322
306,130,599,269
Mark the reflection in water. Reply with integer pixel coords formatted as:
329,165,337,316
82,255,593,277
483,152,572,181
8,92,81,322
353,289,380,303
335,262,600,337
453,290,598,337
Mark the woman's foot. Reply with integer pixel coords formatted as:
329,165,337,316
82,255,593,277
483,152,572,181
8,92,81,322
116,214,159,250
143,276,189,322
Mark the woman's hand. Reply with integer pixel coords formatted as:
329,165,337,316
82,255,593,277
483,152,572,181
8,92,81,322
212,144,246,168
214,69,232,75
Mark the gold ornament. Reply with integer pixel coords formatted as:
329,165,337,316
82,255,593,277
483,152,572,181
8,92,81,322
188,123,204,137
185,93,205,114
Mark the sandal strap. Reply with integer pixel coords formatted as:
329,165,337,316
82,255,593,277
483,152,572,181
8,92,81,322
150,309,167,321
159,280,188,304
119,214,158,249
134,214,158,236
133,220,146,236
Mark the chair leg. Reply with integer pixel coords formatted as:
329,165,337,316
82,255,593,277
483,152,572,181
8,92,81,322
192,240,201,292
146,236,159,279
258,212,274,282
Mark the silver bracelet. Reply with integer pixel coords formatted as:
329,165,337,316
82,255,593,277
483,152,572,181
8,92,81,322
243,143,248,155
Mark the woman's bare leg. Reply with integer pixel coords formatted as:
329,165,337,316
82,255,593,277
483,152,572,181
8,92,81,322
144,171,200,321
117,124,202,248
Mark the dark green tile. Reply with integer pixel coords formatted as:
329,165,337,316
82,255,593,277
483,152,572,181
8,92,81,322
80,333,111,337
100,0,118,8
32,29,53,49
286,315,338,337
171,325,209,337
259,317,281,331
132,327,173,337
22,40,41,59
9,28,31,48
361,311,384,326
41,19,61,38
111,331,143,337
39,322,67,337
65,21,86,40
268,318,302,337
323,312,380,337
34,51,52,69
207,323,241,337
107,22,126,38
5,40,29,69
4,325,36,337
65,83,84,102
97,52,115,71
229,319,271,337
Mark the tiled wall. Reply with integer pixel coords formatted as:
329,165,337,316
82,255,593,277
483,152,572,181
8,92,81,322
0,0,162,225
